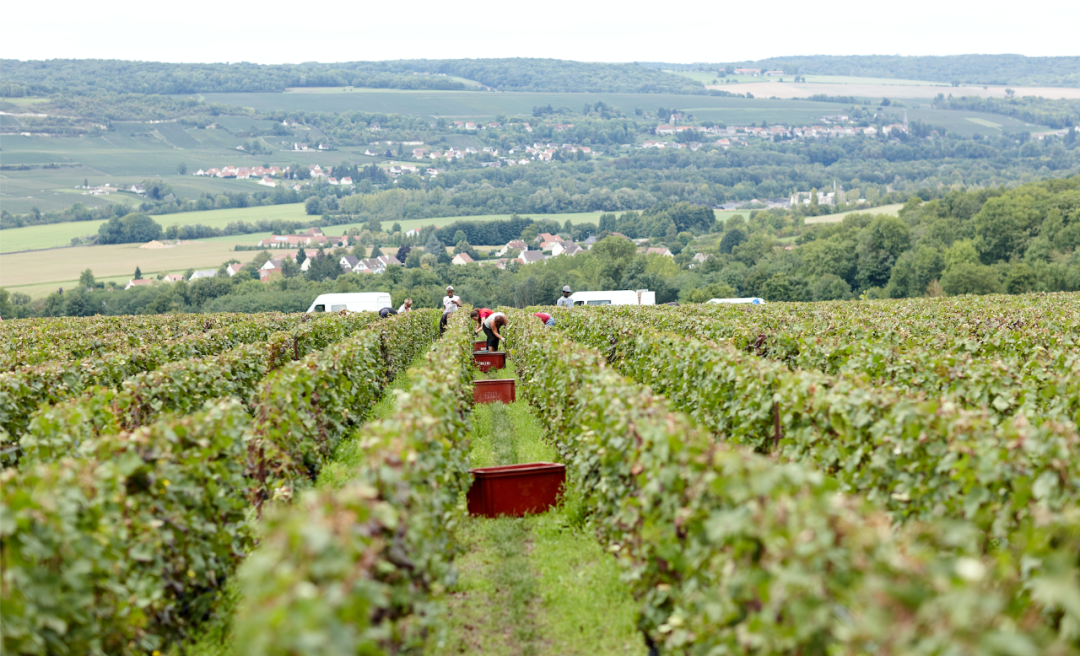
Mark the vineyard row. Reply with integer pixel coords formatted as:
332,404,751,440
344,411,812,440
513,310,1079,654
1,311,439,655
556,307,1080,543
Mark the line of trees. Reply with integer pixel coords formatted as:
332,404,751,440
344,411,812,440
5,175,1078,320
0,59,708,96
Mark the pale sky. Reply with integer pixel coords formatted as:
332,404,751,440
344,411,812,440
2,0,1077,64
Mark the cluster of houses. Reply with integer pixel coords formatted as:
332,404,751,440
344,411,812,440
121,228,706,291
189,163,367,188
450,121,532,132
643,116,910,151
192,165,286,188
290,143,334,152
256,227,351,250
450,231,701,270
729,68,785,76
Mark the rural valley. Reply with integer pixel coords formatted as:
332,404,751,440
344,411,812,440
2,50,1080,656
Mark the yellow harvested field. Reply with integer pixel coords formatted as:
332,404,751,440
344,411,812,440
0,240,246,297
707,81,1080,101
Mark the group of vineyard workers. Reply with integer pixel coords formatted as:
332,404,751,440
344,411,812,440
431,285,568,351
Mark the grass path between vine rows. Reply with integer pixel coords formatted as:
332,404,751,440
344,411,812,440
430,361,645,656
179,352,428,656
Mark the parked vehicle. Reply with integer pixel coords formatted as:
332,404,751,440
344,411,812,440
569,290,656,306
706,297,765,305
306,292,392,313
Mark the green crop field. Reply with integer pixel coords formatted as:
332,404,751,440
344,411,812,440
965,117,1004,129
903,107,1034,136
0,129,380,214
199,89,850,122
1,206,642,294
4,296,1079,655
0,203,312,253
804,203,903,224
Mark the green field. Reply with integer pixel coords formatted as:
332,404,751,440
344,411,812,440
199,89,850,123
965,117,1004,129
804,203,903,224
903,107,1034,136
1,206,634,295
1,203,312,253
0,125,379,214
670,70,951,87
0,240,245,297
664,71,769,85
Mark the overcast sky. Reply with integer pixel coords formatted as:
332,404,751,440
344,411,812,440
2,0,1076,63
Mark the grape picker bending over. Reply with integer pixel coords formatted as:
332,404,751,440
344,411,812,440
481,311,508,352
470,307,493,335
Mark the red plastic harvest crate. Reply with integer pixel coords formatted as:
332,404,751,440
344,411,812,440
473,379,515,404
473,351,506,372
473,340,488,351
467,463,566,517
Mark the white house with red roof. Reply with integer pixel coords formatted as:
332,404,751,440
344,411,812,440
125,278,153,290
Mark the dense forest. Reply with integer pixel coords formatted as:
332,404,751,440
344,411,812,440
647,55,1080,88
3,175,1077,320
0,59,708,96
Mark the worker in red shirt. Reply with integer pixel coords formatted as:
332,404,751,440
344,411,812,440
533,312,555,327
470,307,494,335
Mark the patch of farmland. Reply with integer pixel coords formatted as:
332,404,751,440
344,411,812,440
153,122,201,149
197,90,849,121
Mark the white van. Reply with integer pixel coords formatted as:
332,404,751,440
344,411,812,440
569,290,656,306
306,292,392,313
706,297,765,305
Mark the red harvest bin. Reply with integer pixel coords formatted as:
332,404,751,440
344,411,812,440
467,463,566,517
473,379,515,404
473,351,506,372
473,340,488,351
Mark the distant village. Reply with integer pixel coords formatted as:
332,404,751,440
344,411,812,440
78,111,920,199
120,227,711,291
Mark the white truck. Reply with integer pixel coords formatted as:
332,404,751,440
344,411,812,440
706,297,765,305
569,289,656,306
306,292,393,313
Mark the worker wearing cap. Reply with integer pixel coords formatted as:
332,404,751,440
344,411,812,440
556,285,574,308
439,285,462,334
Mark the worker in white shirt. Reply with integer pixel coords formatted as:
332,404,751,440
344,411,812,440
556,285,574,308
482,311,508,351
439,286,462,334
397,298,413,313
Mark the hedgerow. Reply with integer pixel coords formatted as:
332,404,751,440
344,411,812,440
246,309,441,502
553,306,1080,541
1,310,443,656
234,310,475,654
1,400,252,655
0,312,376,464
17,312,380,466
0,313,263,373
513,311,1077,654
